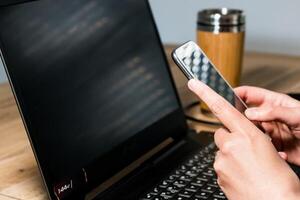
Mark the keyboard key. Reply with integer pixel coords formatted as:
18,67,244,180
212,189,226,199
179,175,192,181
165,178,177,183
184,184,198,192
197,174,210,181
174,170,183,175
152,197,164,200
185,170,199,178
186,159,196,167
151,187,162,195
201,185,217,193
211,173,217,179
179,165,188,170
158,180,169,188
173,196,189,200
191,165,203,170
203,147,210,153
208,143,216,150
203,169,214,177
178,190,193,198
178,165,190,172
166,185,180,194
173,180,188,188
193,155,201,161
208,166,214,171
195,190,211,199
140,143,227,200
169,174,179,180
203,157,214,164
190,166,204,173
206,184,218,191
197,163,208,169
191,180,205,187
160,191,175,199
210,178,218,186
140,192,156,200
211,196,226,200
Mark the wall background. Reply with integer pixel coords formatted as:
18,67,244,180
1,0,300,83
149,0,300,55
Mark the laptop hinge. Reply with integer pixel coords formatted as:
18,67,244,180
151,139,187,165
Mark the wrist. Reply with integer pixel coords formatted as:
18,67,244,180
291,189,300,200
286,182,300,200
272,176,300,200
288,192,300,200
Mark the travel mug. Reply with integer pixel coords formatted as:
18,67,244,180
197,8,245,113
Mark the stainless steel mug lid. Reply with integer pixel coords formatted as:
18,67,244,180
198,8,245,26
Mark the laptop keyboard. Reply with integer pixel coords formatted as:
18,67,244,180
140,143,226,200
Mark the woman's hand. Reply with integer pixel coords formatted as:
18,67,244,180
188,79,300,200
235,86,300,166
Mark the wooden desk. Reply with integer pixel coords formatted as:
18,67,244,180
1,46,300,200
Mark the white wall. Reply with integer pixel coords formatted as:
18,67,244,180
149,0,300,56
1,1,300,83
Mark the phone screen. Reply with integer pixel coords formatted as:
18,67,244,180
172,41,247,114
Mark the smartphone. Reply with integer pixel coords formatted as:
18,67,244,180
172,41,247,114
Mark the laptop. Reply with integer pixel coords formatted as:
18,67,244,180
0,0,225,199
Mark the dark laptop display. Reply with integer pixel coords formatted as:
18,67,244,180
0,0,187,199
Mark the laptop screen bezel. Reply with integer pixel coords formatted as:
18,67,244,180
0,0,188,199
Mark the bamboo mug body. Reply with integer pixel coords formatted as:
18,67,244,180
197,8,245,112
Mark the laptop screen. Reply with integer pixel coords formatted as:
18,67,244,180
0,0,187,199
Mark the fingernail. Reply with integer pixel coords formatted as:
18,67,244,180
188,79,199,91
245,108,257,118
187,79,198,91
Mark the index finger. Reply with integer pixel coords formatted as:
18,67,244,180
188,79,257,134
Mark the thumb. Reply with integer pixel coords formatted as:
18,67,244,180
245,106,300,128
